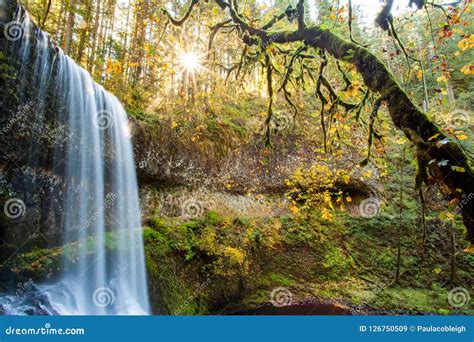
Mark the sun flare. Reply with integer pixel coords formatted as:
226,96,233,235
178,51,202,73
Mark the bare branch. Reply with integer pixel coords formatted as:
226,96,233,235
208,19,233,52
162,0,199,27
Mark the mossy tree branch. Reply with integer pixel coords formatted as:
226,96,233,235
161,0,199,27
163,0,474,243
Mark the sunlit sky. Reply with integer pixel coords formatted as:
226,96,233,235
280,0,409,24
255,0,432,25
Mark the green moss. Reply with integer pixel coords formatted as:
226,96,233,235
203,210,223,225
3,208,472,315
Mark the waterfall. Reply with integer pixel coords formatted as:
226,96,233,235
0,7,150,315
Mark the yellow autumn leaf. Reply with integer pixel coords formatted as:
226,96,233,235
321,208,333,221
464,244,474,254
460,63,474,75
451,165,466,173
458,34,474,51
396,137,406,145
289,205,299,214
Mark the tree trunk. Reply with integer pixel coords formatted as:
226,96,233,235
62,0,77,54
87,0,101,71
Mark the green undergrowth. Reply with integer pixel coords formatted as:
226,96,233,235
1,211,472,314
0,232,133,283
143,211,473,314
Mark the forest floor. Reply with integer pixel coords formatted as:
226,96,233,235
2,210,472,315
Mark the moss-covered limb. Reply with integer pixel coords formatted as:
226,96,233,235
208,19,233,52
209,8,471,212
260,8,287,30
348,0,368,47
304,28,474,241
296,0,305,34
233,20,474,240
279,44,306,92
320,75,357,110
161,0,200,26
263,53,274,147
360,96,383,166
375,0,394,31
278,44,306,116
336,61,352,91
315,52,329,153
